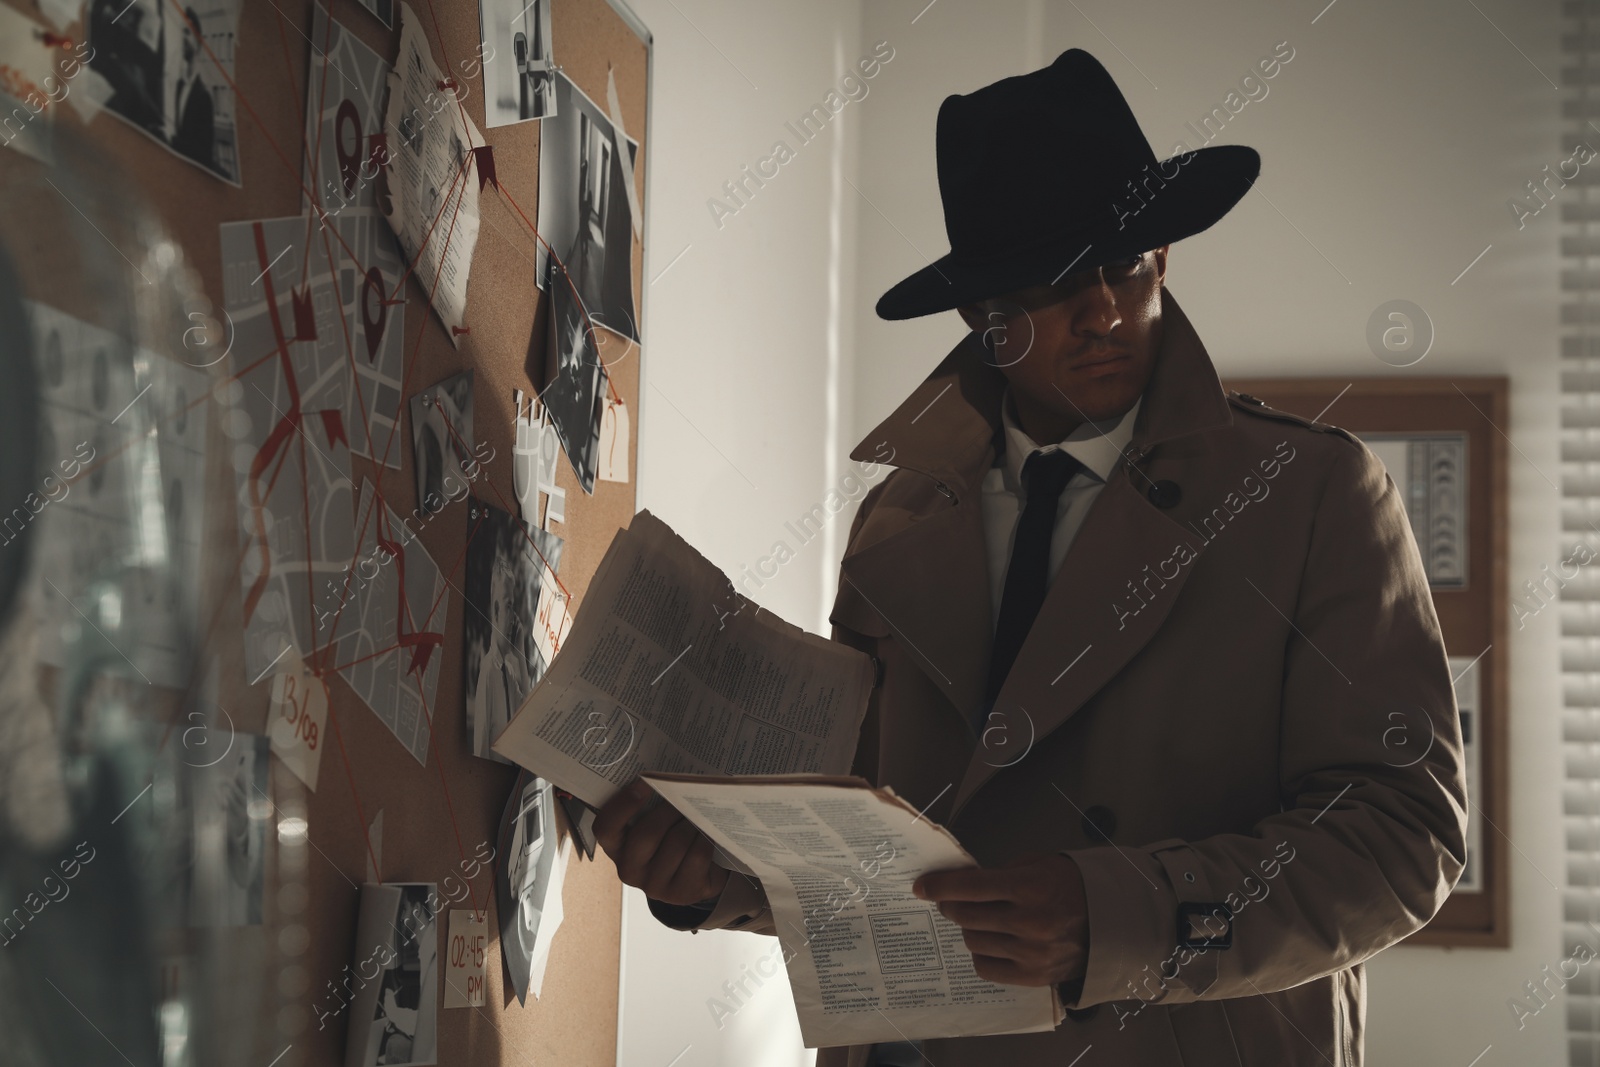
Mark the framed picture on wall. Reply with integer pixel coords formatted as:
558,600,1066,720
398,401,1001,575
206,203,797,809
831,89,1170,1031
1222,376,1510,947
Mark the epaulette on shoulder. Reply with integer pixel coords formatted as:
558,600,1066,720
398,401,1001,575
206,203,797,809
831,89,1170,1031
1226,390,1362,447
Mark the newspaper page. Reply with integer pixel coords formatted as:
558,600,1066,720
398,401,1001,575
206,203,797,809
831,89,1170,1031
642,772,1063,1047
491,509,874,807
382,0,483,342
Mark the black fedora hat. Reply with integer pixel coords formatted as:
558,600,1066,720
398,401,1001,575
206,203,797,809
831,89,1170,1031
875,48,1259,321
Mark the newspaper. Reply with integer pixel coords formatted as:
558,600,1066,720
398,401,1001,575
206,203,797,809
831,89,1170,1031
491,510,874,807
382,1,483,342
643,772,1063,1047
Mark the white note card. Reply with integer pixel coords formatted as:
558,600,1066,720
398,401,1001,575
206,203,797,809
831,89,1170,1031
267,648,329,791
444,910,488,1008
598,396,629,483
533,577,573,667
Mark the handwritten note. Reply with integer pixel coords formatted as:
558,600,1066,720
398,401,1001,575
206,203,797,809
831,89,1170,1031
598,396,629,484
444,910,488,1008
532,577,572,667
267,648,328,791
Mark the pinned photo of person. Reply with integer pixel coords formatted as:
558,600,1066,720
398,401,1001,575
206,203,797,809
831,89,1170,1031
408,370,474,516
540,257,610,494
347,883,438,1067
87,0,243,185
462,499,564,763
535,71,640,344
479,0,556,128
495,771,560,1005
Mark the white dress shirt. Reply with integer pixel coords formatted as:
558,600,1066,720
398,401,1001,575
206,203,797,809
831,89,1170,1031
980,387,1142,630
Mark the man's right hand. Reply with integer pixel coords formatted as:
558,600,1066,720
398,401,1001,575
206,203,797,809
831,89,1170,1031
594,778,731,907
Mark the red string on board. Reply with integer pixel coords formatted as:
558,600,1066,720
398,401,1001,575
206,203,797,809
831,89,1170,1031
492,181,626,406
273,13,302,122
373,500,446,678
115,0,645,915
299,3,340,289
240,221,308,630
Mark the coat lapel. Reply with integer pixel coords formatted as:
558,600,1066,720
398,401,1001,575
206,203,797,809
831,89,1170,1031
841,287,1235,813
837,474,993,734
949,476,1207,814
837,330,1004,734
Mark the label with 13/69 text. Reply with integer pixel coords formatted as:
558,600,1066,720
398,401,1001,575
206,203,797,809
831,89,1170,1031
267,647,328,791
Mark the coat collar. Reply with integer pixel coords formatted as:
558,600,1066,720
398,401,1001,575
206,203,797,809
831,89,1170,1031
999,388,1141,493
847,286,1234,493
839,286,1235,818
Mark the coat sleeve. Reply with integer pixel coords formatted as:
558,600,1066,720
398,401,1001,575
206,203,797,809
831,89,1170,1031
646,871,777,936
1061,439,1470,1012
644,480,890,937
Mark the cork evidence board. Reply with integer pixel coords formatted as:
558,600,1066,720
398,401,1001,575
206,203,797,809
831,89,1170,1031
0,0,653,1063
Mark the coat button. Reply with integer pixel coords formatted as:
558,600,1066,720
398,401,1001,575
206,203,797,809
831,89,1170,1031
1147,480,1181,508
1081,805,1117,842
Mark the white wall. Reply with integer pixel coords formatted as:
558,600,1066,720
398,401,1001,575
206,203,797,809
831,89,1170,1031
851,1,1565,1065
618,0,872,1063
621,0,1567,1063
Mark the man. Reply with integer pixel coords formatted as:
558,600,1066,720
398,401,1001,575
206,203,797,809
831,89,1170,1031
88,0,164,137
169,8,214,171
595,48,1467,1066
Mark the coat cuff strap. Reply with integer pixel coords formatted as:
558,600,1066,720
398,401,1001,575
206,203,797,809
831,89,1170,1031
1062,838,1180,1007
645,873,769,933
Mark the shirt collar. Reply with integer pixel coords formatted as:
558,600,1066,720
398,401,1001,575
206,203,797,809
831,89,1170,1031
998,386,1142,493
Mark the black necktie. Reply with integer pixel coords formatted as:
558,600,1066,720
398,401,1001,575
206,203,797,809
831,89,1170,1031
976,448,1085,734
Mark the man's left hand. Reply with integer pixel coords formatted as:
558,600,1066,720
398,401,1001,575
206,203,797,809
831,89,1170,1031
912,852,1089,987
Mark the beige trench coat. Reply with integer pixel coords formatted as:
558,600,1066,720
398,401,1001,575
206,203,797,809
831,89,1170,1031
656,287,1468,1067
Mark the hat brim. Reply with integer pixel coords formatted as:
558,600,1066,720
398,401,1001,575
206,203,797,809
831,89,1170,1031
874,144,1261,321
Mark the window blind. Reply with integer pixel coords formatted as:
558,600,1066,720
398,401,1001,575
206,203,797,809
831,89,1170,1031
1564,4,1600,1060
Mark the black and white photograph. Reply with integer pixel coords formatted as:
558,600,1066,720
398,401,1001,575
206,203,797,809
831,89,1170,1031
347,883,439,1067
495,771,559,1006
540,257,611,494
534,70,640,343
189,733,269,927
137,719,270,932
408,370,475,517
462,498,564,763
478,0,556,128
86,0,242,185
555,788,597,860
